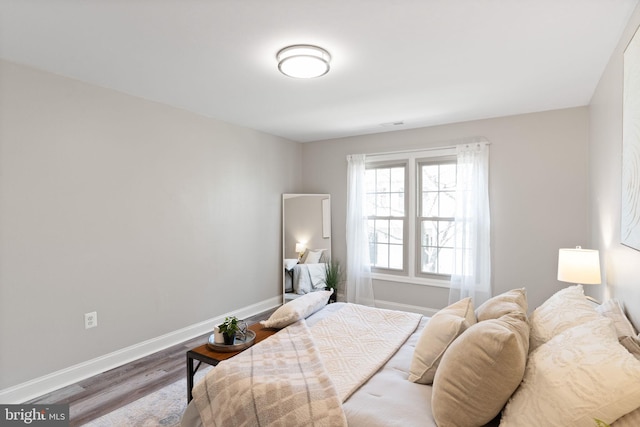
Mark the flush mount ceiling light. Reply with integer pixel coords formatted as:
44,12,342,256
277,44,331,79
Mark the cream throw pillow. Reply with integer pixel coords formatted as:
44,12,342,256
501,317,640,427
529,285,600,352
260,290,332,329
431,311,529,427
408,297,476,384
475,288,527,321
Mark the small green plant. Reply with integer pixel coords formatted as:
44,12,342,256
323,260,343,301
594,419,611,427
219,316,239,337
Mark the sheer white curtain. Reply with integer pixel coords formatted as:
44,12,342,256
346,154,375,306
449,142,491,305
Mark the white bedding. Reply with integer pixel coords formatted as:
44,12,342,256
181,303,435,427
310,304,439,427
292,263,327,294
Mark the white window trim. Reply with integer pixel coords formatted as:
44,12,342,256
366,147,456,287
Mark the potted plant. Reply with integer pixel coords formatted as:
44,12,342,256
323,260,343,303
218,316,239,345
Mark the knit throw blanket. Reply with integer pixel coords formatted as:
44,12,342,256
192,304,421,427
311,304,422,401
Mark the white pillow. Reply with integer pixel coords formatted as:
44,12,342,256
597,299,638,338
284,258,299,270
303,249,324,264
260,290,332,329
501,317,640,427
408,297,476,384
529,285,601,352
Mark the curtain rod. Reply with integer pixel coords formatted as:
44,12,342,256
347,136,490,160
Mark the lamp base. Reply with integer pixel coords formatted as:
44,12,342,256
585,295,601,305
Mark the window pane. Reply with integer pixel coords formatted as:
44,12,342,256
438,248,454,275
422,165,438,191
389,244,403,269
389,220,403,244
421,220,437,247
390,167,405,192
440,164,456,190
375,244,389,268
421,246,437,274
438,220,455,247
421,192,438,217
376,193,390,216
390,192,404,216
375,220,389,243
376,168,390,192
440,191,456,218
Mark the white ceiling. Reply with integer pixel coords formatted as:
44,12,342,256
1,0,638,142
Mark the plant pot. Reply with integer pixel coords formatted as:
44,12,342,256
223,332,235,345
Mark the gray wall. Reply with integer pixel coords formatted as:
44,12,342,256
590,3,640,328
301,107,590,313
0,60,301,390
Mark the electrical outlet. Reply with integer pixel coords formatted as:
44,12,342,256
84,311,98,329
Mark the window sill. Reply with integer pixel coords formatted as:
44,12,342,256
370,273,451,288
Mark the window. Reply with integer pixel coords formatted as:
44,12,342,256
365,149,456,285
366,163,407,272
418,159,456,278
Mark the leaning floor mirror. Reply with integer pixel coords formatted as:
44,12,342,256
282,194,331,303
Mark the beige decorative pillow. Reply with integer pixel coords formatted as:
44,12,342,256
431,311,529,427
475,288,527,321
501,317,640,427
260,290,332,329
529,285,601,352
597,299,638,338
408,297,476,384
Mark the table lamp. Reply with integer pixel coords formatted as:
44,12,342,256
557,246,601,303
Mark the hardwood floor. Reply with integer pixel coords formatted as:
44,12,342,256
26,308,276,426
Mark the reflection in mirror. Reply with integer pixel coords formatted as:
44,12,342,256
282,194,331,303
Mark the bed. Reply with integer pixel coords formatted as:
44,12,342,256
182,286,640,427
284,249,329,301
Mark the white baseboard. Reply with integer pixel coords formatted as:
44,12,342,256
0,296,281,404
374,299,439,317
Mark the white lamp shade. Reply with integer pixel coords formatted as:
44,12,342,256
557,247,601,285
295,243,305,254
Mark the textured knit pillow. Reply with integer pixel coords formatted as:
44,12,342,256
475,288,528,321
597,299,638,338
529,285,600,351
408,297,476,384
431,311,529,427
260,290,332,328
501,317,640,427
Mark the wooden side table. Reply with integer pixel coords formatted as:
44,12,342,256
186,322,277,402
